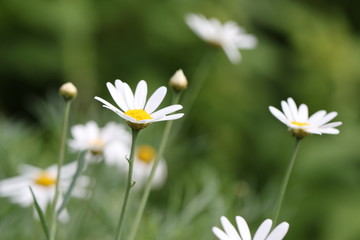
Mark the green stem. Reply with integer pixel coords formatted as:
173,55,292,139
49,100,72,240
115,129,139,240
272,138,301,226
128,93,181,240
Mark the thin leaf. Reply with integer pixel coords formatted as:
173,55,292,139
29,186,50,240
57,151,86,215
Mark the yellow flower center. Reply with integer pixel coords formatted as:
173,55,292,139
291,121,310,127
137,145,156,164
35,172,56,187
124,109,152,121
89,138,105,155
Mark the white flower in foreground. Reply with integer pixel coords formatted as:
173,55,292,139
185,13,257,64
213,216,289,240
0,162,91,222
69,121,131,163
269,97,342,138
95,80,184,130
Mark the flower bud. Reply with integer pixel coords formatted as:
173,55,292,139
59,82,77,101
169,69,188,92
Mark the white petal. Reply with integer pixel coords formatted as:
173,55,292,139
122,82,135,110
253,219,272,240
269,106,289,125
150,105,183,119
266,222,289,240
320,121,342,129
106,82,128,111
236,216,251,240
134,80,147,109
316,112,338,127
308,110,326,124
221,216,242,240
287,98,299,121
318,128,340,135
223,45,241,64
144,87,167,114
94,97,124,114
281,100,294,122
212,227,233,240
298,104,309,122
149,113,184,122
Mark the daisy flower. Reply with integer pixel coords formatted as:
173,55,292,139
185,13,257,64
0,162,91,222
95,80,184,130
68,121,131,163
269,97,342,138
212,216,289,240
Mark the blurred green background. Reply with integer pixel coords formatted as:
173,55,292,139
1,0,360,239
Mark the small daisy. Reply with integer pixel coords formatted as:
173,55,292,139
185,13,257,64
269,97,342,138
0,162,91,222
68,121,131,162
212,216,289,240
95,80,184,130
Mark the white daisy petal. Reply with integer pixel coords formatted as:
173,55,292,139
308,110,326,124
287,98,299,121
320,121,342,129
150,113,184,122
253,219,272,240
134,80,147,109
318,128,340,134
281,100,294,122
212,227,233,240
236,216,251,240
266,222,289,240
269,106,289,125
221,216,242,240
106,82,128,111
298,104,308,122
144,86,167,114
315,112,338,127
122,82,135,110
150,105,183,119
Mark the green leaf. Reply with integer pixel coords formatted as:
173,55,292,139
57,151,86,215
29,186,50,240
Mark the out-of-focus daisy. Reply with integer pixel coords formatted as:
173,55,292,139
0,162,91,222
269,97,342,138
116,145,167,189
185,13,257,64
212,216,289,240
95,80,184,130
68,121,131,163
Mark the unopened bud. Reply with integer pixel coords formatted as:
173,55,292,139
169,69,188,92
59,82,77,101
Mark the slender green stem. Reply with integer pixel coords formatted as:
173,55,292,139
128,93,181,240
49,100,72,240
273,138,301,226
115,129,139,240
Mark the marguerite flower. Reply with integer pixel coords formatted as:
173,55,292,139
212,216,289,240
269,97,342,138
185,13,257,64
0,162,91,222
95,80,184,130
68,121,131,163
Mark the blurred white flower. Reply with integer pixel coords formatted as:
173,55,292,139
116,145,167,189
0,162,91,222
69,121,131,164
212,216,289,240
269,97,342,138
95,80,184,130
185,13,257,64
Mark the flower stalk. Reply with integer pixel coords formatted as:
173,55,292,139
128,92,181,240
115,129,139,240
272,138,301,226
49,99,72,240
